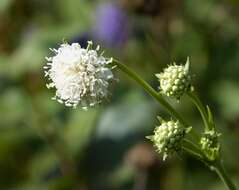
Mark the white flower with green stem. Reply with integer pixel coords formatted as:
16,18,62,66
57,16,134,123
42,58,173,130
44,42,237,190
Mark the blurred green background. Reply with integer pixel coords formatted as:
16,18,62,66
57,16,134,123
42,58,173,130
0,0,239,189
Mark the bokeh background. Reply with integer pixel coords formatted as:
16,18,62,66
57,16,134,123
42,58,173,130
0,0,239,189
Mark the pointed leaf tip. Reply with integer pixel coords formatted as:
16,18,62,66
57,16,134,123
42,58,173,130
156,116,164,124
206,105,215,129
185,57,190,71
146,135,153,141
155,73,161,78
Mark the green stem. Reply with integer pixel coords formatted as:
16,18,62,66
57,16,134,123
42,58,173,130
184,147,237,190
187,91,211,130
211,160,237,190
183,139,204,156
113,60,187,125
112,61,237,190
182,146,204,162
113,60,199,140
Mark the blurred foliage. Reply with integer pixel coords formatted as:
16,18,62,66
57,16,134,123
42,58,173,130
0,0,239,189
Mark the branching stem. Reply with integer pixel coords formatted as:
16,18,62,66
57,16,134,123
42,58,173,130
187,91,211,130
112,60,237,190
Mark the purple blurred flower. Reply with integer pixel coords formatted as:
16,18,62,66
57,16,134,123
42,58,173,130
93,3,129,47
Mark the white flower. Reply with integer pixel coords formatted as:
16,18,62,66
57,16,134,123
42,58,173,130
44,41,114,109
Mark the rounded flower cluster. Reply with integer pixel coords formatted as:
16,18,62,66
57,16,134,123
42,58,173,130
44,41,114,109
148,118,190,160
156,58,192,100
200,130,221,160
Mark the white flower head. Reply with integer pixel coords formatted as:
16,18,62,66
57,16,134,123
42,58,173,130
44,41,114,109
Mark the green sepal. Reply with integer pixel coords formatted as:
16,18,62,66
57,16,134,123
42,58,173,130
206,105,215,130
156,116,164,124
146,135,154,141
186,126,192,134
185,57,190,72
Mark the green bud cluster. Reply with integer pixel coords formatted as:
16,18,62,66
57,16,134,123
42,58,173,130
148,118,190,160
156,58,192,100
200,130,221,161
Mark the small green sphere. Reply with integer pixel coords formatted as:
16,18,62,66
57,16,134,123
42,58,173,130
156,58,192,100
148,119,190,160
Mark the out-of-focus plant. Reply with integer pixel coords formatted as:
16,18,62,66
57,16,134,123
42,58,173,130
93,2,129,47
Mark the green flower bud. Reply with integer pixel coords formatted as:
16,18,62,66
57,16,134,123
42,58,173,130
156,57,192,100
147,118,191,160
200,130,221,161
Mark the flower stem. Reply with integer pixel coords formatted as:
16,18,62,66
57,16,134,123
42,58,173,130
113,60,187,125
183,139,204,156
113,60,199,140
112,60,237,190
182,146,204,162
184,148,237,190
210,160,237,190
187,91,211,130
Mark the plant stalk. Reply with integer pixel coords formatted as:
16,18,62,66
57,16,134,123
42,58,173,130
187,91,211,130
211,160,237,190
113,60,199,140
113,60,237,190
113,60,187,125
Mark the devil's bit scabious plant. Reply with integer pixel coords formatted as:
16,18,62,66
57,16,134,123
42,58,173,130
44,41,114,109
111,58,237,190
44,42,237,190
